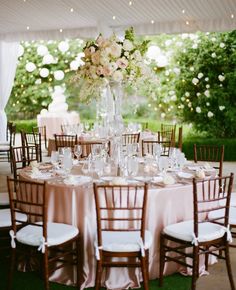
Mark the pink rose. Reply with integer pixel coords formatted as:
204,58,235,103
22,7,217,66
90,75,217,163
116,57,128,69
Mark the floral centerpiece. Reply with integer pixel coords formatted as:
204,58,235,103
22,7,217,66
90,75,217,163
73,27,153,102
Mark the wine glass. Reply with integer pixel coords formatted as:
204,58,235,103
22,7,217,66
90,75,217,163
74,145,82,160
51,151,59,168
127,157,139,177
63,154,73,176
158,156,169,174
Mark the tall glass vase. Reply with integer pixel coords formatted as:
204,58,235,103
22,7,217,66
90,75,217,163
97,80,124,137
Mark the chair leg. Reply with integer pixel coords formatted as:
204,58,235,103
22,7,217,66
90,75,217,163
7,248,16,290
191,246,199,290
225,244,235,290
145,249,149,282
140,255,149,290
43,249,50,290
76,238,82,289
95,259,102,290
205,246,209,271
159,234,165,287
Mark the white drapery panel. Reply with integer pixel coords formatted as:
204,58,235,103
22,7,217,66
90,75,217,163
0,41,19,141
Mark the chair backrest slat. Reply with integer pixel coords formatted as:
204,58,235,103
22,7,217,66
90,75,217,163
94,183,148,245
54,134,78,152
194,144,224,177
193,174,233,238
7,177,47,239
122,133,140,145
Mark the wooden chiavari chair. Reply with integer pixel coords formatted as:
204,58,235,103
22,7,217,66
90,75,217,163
93,182,152,290
54,134,77,152
7,177,80,290
122,133,140,145
142,140,171,157
193,144,224,177
159,174,235,290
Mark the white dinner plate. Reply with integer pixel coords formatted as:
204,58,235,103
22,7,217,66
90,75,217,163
177,172,194,179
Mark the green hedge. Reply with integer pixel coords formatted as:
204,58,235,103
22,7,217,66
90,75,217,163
11,119,37,133
182,137,236,161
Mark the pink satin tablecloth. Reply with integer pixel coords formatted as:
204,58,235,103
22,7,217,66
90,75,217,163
19,166,196,289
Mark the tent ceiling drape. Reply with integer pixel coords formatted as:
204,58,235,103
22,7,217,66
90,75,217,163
0,0,235,41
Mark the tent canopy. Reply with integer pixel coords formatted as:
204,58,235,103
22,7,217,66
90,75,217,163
0,0,235,41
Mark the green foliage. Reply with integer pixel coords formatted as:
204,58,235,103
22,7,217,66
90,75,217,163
12,119,37,133
6,39,84,119
173,30,236,137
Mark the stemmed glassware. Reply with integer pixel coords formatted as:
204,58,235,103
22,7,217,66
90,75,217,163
158,156,169,175
74,145,82,160
51,151,59,169
127,157,139,177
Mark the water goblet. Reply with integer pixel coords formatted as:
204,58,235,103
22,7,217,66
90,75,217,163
74,145,82,160
51,151,59,169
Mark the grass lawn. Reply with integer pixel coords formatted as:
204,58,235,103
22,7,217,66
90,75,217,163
0,255,191,290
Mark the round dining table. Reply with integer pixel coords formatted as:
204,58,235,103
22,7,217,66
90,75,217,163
19,161,215,289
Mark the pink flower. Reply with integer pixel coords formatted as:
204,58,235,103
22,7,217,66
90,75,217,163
116,57,128,69
91,51,100,65
101,65,112,77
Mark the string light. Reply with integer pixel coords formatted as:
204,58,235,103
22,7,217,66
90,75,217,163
151,20,155,24
182,9,185,14
59,28,63,33
129,1,132,6
231,14,234,19
26,26,30,30
70,8,74,12
112,15,116,20
186,21,189,25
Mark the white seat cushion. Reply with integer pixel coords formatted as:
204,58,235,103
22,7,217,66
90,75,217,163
0,145,10,150
16,222,79,247
163,220,227,243
0,141,10,146
101,230,153,252
208,207,236,226
0,192,9,205
0,209,27,227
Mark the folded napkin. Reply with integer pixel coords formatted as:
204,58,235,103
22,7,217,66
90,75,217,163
110,177,127,185
30,167,51,179
203,162,212,170
163,174,175,185
195,170,205,179
64,175,92,185
30,160,39,168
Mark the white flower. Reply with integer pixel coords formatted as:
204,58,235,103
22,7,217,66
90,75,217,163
173,67,180,75
112,70,123,82
161,112,166,118
39,68,49,78
133,50,142,61
25,62,36,72
206,84,210,89
198,73,204,79
192,44,198,49
196,107,201,113
58,41,69,53
207,111,214,118
220,42,225,48
123,39,133,51
205,77,209,82
54,70,64,80
211,37,216,42
185,92,190,97
188,102,192,108
211,52,216,58
109,42,122,58
181,97,185,101
218,74,225,82
190,67,194,71
219,106,225,111
192,78,199,85
197,92,201,97
204,90,210,97
206,102,210,106
37,45,48,56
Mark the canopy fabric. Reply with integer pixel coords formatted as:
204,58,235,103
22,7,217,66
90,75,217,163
0,0,235,41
